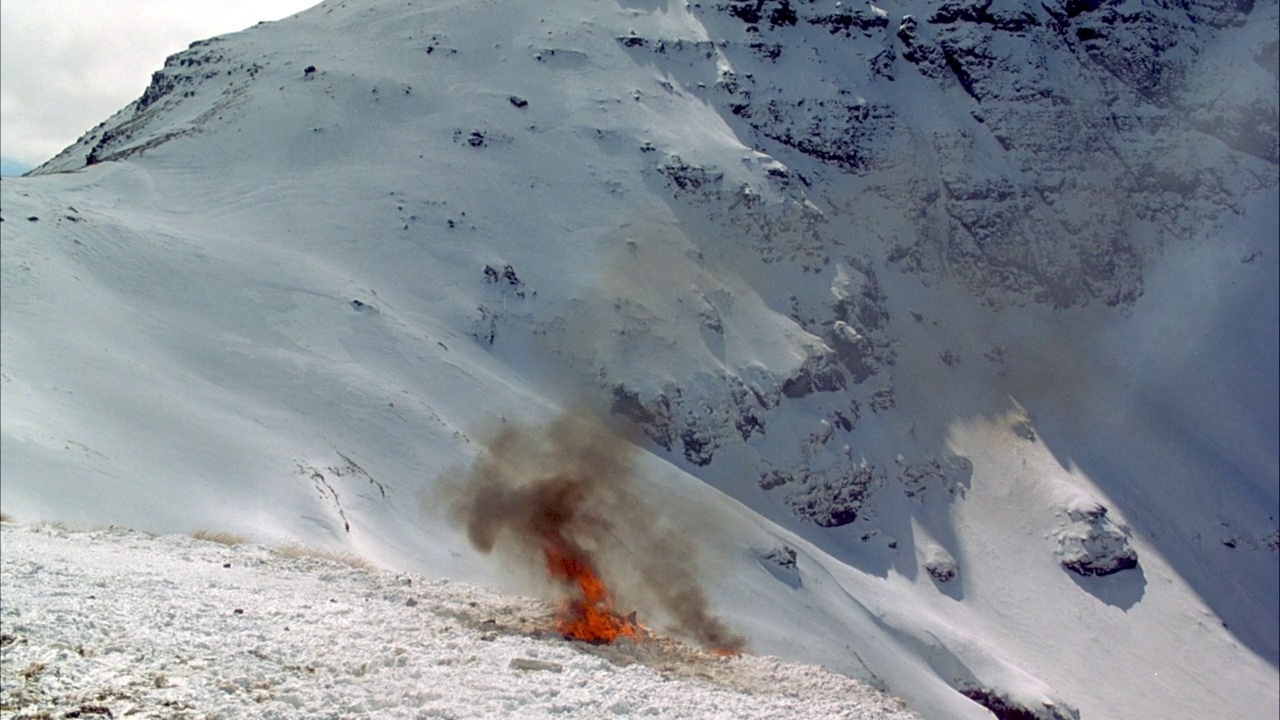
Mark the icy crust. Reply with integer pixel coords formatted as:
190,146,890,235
0,523,920,720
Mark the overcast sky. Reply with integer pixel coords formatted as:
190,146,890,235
0,0,318,175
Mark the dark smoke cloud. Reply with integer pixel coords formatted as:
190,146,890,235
442,410,745,654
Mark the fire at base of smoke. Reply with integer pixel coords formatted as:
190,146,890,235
437,410,745,655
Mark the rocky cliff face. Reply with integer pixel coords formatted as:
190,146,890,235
631,0,1275,309
586,0,1278,532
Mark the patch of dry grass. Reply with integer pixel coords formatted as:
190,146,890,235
191,529,250,546
274,542,375,571
0,511,12,524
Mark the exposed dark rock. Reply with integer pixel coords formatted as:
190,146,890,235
896,455,973,500
835,268,889,332
472,305,497,345
829,321,875,384
735,410,765,440
784,463,880,527
680,428,716,466
870,44,896,80
748,41,783,61
929,1,1040,32
767,1,797,28
1070,8,1187,102
808,9,889,37
482,263,525,292
725,0,762,25
1062,0,1103,18
897,16,950,78
925,553,958,583
731,99,900,175
657,156,724,192
781,351,845,398
137,69,180,113
1011,419,1037,442
958,683,1078,720
758,469,791,491
761,544,798,571
868,388,896,413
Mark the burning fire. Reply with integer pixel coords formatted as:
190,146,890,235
542,534,642,644
447,412,746,655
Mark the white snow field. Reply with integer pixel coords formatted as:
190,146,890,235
0,521,920,720
2,0,1277,718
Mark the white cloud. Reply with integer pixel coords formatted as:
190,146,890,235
0,0,317,167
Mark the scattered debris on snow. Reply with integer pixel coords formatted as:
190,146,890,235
0,523,920,720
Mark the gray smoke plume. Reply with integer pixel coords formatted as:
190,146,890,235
442,410,745,654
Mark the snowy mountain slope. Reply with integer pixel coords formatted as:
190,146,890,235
2,0,1277,718
0,521,921,719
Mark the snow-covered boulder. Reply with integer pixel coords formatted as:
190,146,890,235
1054,500,1139,577
924,545,960,584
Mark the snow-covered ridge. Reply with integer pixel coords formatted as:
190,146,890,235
0,521,920,719
33,0,1278,310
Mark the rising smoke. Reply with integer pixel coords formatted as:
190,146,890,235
442,410,745,654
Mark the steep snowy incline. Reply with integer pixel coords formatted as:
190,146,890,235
0,521,921,720
2,0,1277,719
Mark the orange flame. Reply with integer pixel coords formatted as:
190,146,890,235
542,535,640,644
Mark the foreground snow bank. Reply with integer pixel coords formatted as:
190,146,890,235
0,523,918,719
